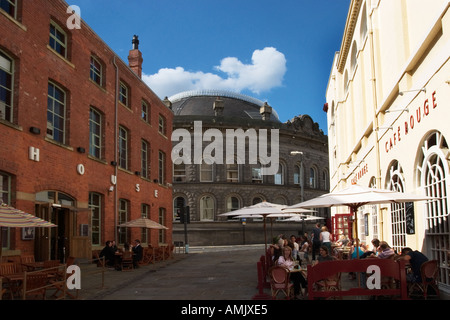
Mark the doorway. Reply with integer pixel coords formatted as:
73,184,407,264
34,191,77,262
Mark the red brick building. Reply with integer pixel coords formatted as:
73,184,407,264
0,0,173,260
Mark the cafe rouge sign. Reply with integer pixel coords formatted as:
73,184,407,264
384,90,438,154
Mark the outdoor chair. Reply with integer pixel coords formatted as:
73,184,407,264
21,272,47,300
93,250,105,268
121,251,133,271
269,266,293,299
314,272,342,299
409,259,440,299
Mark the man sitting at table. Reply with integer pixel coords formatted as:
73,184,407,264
132,239,143,268
397,247,429,283
99,240,115,268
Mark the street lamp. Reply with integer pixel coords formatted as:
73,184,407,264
290,151,304,202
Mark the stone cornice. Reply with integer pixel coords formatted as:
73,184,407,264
337,0,362,73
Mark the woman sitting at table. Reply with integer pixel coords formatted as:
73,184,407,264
277,246,307,299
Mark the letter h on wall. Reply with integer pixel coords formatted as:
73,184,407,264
29,147,40,162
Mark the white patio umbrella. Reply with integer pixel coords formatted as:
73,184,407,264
0,202,56,258
285,184,436,257
118,217,168,230
219,201,290,252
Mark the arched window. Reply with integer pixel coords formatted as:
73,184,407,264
173,196,186,221
274,163,285,185
226,196,241,212
360,3,368,41
417,131,449,287
350,41,358,73
294,164,301,185
309,167,317,189
252,197,264,205
386,161,406,253
200,196,215,221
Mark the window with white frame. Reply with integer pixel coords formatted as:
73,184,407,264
418,131,450,287
226,163,239,182
387,161,407,253
119,81,129,107
0,50,13,122
88,192,102,246
89,107,102,159
200,196,214,221
141,140,149,179
90,56,102,86
173,163,186,182
141,100,149,123
200,161,213,182
158,151,165,184
47,82,66,143
1,0,17,19
158,208,166,243
0,171,11,249
49,21,67,58
274,163,284,185
141,204,149,244
118,126,128,170
118,199,129,245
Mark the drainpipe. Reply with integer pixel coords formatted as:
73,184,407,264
113,56,119,242
368,8,383,239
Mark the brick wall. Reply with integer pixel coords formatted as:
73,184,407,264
0,0,173,256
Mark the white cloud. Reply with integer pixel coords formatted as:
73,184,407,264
142,47,286,98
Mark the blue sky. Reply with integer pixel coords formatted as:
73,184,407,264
69,0,350,134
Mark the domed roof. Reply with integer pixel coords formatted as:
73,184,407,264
168,90,280,122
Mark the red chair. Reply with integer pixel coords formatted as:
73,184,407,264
269,266,293,299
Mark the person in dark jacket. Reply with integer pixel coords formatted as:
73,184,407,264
99,240,115,267
398,247,429,282
132,239,143,268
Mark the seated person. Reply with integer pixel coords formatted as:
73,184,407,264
314,245,336,265
376,241,395,259
277,246,307,298
99,240,115,267
397,247,429,283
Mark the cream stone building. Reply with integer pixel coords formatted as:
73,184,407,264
326,0,450,292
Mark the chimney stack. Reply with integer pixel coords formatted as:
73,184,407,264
128,35,143,78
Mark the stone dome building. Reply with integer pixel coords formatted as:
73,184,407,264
166,90,329,246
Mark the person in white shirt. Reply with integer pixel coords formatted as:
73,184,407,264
320,226,332,253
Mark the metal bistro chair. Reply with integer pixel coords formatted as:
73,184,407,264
269,266,293,300
409,260,440,299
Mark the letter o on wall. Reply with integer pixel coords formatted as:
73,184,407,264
77,164,85,175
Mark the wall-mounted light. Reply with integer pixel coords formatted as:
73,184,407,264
77,147,85,153
108,186,114,192
398,88,426,96
110,161,117,166
135,171,141,176
375,126,393,131
384,108,409,113
290,151,303,156
29,127,40,134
